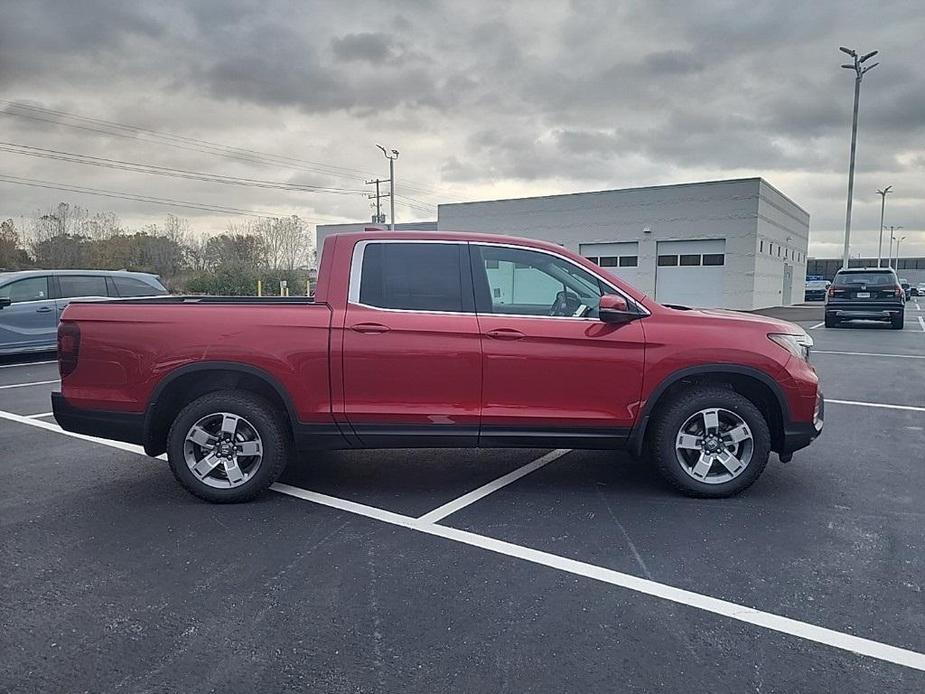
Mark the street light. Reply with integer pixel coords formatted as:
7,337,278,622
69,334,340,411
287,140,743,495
376,144,399,231
887,225,903,269
875,186,892,267
894,235,906,271
838,46,879,268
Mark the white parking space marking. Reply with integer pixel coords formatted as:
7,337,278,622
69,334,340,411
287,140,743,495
24,412,54,419
417,449,571,523
3,408,924,673
808,322,825,330
918,316,925,332
828,399,925,413
814,350,925,360
0,360,56,369
0,409,165,459
0,379,59,390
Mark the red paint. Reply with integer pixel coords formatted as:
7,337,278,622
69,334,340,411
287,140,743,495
58,230,821,451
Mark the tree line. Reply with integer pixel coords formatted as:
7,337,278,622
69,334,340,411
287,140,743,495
0,203,316,295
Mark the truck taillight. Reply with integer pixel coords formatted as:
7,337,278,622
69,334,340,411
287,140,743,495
893,286,903,297
58,322,81,379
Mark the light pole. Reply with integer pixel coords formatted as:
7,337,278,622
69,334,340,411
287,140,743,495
894,235,906,271
876,186,892,267
838,46,879,268
887,225,902,269
376,144,399,231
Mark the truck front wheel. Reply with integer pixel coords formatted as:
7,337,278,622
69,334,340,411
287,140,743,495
649,387,771,498
166,390,291,503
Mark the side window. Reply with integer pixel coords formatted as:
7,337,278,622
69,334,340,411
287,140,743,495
357,242,467,312
474,245,609,317
58,275,108,298
0,277,49,303
113,276,162,297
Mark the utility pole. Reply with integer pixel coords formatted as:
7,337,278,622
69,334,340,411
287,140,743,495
838,46,879,269
365,178,389,224
876,186,892,267
376,144,399,231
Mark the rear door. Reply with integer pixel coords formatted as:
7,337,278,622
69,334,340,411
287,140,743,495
0,276,57,352
341,240,482,446
54,274,111,318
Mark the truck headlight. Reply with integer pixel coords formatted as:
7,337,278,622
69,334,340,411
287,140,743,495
769,332,813,362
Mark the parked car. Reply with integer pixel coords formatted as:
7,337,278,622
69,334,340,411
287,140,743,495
898,279,912,300
914,283,925,297
824,267,905,329
0,270,167,355
53,231,823,502
804,278,830,301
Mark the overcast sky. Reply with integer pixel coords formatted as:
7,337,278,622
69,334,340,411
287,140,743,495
1,0,923,257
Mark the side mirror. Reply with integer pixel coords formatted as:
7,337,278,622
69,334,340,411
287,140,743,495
0,297,11,310
599,294,638,324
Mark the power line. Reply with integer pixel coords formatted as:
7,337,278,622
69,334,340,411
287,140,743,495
0,141,369,195
0,99,452,198
0,175,290,219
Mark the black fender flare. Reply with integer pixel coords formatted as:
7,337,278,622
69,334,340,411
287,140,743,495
628,364,790,457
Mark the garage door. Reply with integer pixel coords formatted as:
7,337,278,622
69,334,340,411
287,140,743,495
655,239,726,307
579,242,639,290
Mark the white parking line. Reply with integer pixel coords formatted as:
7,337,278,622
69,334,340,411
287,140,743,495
25,412,54,419
827,399,925,413
918,316,925,332
0,360,56,369
2,407,924,672
417,449,571,523
0,379,60,390
808,322,825,330
814,350,925,360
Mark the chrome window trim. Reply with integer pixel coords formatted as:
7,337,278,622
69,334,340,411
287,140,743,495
347,238,650,319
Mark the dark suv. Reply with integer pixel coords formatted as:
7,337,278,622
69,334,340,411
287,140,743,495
825,267,905,329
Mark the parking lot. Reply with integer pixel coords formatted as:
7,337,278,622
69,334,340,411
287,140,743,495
2,308,924,692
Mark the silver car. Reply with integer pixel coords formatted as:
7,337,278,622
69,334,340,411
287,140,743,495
0,270,167,355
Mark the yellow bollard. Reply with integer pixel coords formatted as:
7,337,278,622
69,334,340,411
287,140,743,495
256,279,262,296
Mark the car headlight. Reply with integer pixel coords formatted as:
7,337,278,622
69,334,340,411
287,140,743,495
768,332,813,362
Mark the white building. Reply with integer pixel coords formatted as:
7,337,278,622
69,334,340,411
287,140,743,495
438,178,808,310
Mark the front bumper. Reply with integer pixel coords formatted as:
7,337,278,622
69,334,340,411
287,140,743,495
780,392,824,455
52,392,145,446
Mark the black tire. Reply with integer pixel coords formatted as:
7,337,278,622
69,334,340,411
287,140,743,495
824,313,839,328
167,390,291,503
891,311,904,330
649,386,771,498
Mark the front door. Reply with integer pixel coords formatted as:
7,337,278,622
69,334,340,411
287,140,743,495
0,276,57,353
471,244,645,448
341,240,482,446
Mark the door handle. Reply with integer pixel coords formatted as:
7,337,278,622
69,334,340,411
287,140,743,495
36,306,53,313
350,322,391,334
485,328,525,340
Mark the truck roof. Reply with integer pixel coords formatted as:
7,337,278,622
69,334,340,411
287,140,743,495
325,229,577,254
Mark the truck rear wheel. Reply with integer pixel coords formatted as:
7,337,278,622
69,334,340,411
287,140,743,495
649,387,771,498
166,390,291,503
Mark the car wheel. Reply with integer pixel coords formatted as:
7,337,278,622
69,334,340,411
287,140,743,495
891,311,904,330
649,387,771,498
167,390,291,503
824,313,839,328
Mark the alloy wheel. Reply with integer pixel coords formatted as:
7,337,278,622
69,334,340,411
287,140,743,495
674,407,754,485
183,412,264,489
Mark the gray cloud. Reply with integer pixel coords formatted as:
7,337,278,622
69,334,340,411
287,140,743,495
0,0,922,255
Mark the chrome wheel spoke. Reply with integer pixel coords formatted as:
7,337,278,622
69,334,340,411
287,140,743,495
701,409,720,435
724,424,751,445
715,450,745,475
236,440,262,457
690,454,713,479
220,414,240,437
186,425,216,449
676,433,702,450
223,457,245,485
191,451,221,479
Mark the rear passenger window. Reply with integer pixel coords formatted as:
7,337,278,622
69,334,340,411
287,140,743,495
113,276,162,297
358,243,466,312
58,275,108,298
0,277,49,302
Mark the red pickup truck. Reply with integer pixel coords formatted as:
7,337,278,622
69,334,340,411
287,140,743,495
52,231,823,502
